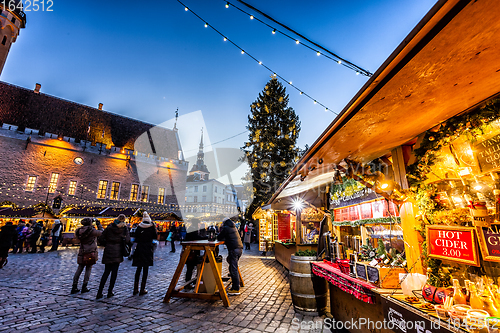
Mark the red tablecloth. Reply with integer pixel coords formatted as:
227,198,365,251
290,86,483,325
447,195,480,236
312,261,377,304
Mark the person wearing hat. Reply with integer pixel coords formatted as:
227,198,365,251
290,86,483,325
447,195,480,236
48,219,63,252
131,211,157,295
96,214,131,299
217,217,243,295
71,218,103,294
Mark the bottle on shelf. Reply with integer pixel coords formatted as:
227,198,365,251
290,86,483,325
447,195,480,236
464,280,471,303
470,284,484,309
482,295,500,317
452,279,467,305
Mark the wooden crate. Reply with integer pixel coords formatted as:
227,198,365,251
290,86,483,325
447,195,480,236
366,265,405,288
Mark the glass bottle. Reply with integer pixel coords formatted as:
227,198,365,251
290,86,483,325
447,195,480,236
482,295,500,317
465,280,471,304
470,284,484,309
452,279,467,305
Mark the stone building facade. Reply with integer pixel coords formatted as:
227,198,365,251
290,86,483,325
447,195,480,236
0,1,25,75
0,81,187,215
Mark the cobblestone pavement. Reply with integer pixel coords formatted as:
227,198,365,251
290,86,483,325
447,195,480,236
0,242,330,333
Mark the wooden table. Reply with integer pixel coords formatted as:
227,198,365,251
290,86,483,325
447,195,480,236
163,240,244,307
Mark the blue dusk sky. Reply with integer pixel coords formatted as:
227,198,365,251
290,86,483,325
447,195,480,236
2,0,437,174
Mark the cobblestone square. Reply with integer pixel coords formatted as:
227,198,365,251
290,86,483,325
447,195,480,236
0,243,329,332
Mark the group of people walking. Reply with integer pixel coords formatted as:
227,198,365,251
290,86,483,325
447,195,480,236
71,212,157,299
2,212,248,300
0,219,63,268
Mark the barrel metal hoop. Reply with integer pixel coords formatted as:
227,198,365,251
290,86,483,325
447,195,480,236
291,292,328,299
289,272,312,278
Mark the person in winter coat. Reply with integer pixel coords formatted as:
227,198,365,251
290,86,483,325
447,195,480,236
0,222,17,268
243,222,253,250
71,218,103,294
48,219,63,252
218,218,244,295
128,223,138,260
168,223,178,252
11,221,26,254
96,214,130,299
28,221,43,253
132,212,157,295
38,222,51,253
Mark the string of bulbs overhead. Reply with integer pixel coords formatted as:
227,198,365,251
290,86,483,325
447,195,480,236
177,0,338,114
223,0,372,77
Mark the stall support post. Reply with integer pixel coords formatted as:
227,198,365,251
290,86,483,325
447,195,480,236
392,146,424,274
296,209,302,244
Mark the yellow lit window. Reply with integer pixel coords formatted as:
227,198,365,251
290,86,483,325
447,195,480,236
48,173,59,193
26,176,37,192
97,180,108,199
141,185,149,202
110,182,120,200
158,187,165,204
130,184,139,201
68,181,77,195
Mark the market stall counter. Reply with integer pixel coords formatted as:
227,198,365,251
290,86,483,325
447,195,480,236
275,241,317,270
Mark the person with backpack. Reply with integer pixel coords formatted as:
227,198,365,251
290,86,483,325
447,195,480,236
11,221,26,254
71,218,103,294
28,221,43,254
132,212,157,295
48,220,63,252
0,222,17,268
96,214,130,299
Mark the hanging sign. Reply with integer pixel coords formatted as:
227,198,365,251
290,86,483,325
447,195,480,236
426,225,479,266
277,213,291,240
475,133,500,173
476,224,500,262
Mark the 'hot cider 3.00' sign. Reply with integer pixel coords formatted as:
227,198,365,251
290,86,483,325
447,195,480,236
426,225,480,266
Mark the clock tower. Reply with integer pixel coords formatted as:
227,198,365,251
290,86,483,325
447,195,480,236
0,0,26,75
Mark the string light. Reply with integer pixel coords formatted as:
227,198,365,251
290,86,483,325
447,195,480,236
295,40,300,44
185,7,188,11
225,2,229,8
249,15,254,20
220,0,372,76
176,0,336,113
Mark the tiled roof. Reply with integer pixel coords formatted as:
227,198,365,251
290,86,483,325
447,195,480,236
0,81,179,159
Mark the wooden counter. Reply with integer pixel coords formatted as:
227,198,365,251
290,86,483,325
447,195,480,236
274,241,317,270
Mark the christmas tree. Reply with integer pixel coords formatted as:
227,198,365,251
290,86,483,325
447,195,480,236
242,77,301,220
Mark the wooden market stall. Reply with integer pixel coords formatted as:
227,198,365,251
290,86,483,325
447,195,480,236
264,0,500,331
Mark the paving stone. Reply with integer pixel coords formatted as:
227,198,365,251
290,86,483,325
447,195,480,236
0,243,326,332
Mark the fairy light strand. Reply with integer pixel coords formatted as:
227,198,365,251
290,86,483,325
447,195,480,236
224,0,372,77
177,0,337,114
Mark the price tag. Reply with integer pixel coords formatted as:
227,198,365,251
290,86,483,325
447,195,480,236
426,225,479,266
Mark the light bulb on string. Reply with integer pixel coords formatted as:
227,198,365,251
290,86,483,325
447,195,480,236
250,15,254,19
184,7,188,11
295,40,300,44
337,60,342,64
317,51,320,56
225,2,229,8
241,50,245,54
272,29,276,34
258,61,262,65
223,37,227,41
204,23,208,28
314,100,317,104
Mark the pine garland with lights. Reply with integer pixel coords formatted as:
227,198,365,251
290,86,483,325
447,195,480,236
242,77,301,219
405,99,500,287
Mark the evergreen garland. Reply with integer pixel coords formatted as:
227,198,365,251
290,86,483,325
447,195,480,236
242,77,301,219
405,99,500,286
331,217,400,227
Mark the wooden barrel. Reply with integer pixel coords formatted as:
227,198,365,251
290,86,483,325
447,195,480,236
289,255,328,315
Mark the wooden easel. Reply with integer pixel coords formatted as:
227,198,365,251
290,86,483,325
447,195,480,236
163,240,244,307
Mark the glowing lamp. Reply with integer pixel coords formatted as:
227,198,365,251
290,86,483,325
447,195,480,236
292,199,304,211
272,29,276,34
225,2,229,8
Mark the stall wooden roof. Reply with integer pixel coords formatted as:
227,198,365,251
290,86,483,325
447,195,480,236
269,0,500,204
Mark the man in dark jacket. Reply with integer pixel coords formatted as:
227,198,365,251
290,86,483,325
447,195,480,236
217,218,243,295
29,221,43,253
0,222,17,268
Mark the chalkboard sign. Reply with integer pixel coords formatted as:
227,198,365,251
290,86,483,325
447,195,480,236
476,224,500,262
475,134,500,173
366,266,380,284
356,263,367,280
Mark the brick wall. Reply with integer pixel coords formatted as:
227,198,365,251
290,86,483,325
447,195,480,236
0,131,187,214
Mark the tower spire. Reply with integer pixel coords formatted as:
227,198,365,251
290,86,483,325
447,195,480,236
199,128,204,150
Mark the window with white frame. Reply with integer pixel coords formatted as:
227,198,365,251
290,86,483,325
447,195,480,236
110,182,120,200
158,187,165,204
194,186,198,192
141,185,149,202
203,185,207,192
48,173,59,193
97,180,108,199
130,184,139,201
26,176,37,192
68,181,77,196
